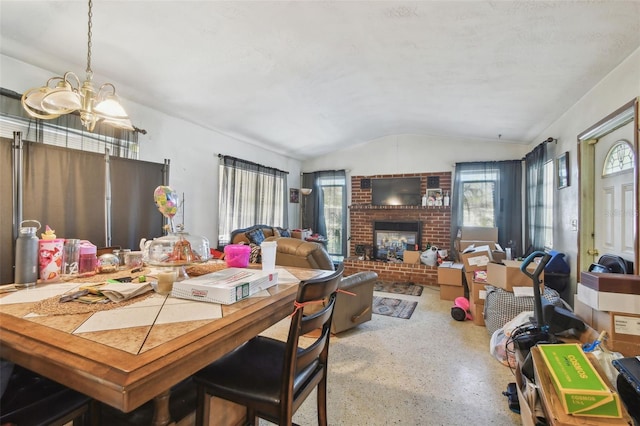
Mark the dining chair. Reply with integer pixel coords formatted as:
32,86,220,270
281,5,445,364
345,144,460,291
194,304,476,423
0,363,96,426
193,264,345,426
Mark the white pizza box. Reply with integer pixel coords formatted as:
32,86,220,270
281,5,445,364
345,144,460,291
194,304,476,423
171,268,278,304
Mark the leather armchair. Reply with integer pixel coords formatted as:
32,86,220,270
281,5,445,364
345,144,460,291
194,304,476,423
265,236,377,333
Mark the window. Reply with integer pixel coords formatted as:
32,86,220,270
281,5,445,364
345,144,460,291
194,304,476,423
218,156,288,246
318,176,346,257
603,140,634,176
302,170,347,259
524,142,551,252
459,170,498,227
452,161,522,257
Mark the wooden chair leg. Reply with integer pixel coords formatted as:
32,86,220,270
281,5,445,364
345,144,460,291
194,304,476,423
247,407,256,426
195,385,206,426
317,376,328,426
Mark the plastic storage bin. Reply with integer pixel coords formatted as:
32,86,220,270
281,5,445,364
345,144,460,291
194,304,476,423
224,244,251,268
544,250,570,274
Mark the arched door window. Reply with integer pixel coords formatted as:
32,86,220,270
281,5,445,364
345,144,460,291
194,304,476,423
603,140,634,176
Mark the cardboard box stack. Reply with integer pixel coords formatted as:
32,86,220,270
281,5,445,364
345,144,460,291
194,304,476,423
457,227,502,326
437,262,464,301
574,271,640,356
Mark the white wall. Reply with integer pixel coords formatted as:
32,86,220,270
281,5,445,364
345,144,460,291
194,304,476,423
530,47,640,299
1,54,303,245
303,133,531,175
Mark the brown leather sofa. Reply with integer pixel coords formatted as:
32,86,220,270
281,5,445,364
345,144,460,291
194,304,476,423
229,225,377,333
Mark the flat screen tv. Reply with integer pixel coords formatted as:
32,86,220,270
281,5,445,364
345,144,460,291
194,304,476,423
371,177,422,206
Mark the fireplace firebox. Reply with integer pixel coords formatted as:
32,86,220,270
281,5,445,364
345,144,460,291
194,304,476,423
373,221,421,261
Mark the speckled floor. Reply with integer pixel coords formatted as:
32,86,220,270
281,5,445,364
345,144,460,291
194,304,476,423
259,284,521,426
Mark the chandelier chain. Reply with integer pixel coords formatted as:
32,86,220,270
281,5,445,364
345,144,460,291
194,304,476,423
86,0,93,76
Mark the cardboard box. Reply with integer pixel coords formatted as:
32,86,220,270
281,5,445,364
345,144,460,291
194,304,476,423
492,250,507,263
531,346,632,425
579,272,640,295
403,250,421,265
515,363,539,426
610,312,640,344
470,280,487,305
460,245,493,272
486,260,544,292
469,302,485,326
171,268,278,304
439,284,464,301
437,263,464,286
573,297,640,357
536,344,622,418
577,282,640,314
458,240,497,252
455,227,499,259
459,226,498,241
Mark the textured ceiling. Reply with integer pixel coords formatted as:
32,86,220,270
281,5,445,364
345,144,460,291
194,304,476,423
2,1,640,160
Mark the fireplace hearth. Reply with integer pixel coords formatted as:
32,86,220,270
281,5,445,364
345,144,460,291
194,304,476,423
373,221,421,261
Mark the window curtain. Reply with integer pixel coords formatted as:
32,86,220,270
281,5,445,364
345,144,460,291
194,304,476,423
0,138,13,284
450,161,522,259
218,155,288,246
302,170,347,256
110,157,165,250
23,142,107,245
524,142,547,253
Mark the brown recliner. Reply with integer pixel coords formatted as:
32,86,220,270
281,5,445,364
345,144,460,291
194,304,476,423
265,236,377,333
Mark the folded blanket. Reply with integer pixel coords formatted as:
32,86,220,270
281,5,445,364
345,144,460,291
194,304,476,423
99,282,153,302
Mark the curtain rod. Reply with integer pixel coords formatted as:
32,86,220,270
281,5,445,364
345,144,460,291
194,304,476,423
218,154,289,174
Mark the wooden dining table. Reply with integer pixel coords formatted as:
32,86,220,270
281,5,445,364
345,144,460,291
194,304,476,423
0,264,330,425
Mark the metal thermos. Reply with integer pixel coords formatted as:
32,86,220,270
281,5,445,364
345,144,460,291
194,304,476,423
15,220,41,286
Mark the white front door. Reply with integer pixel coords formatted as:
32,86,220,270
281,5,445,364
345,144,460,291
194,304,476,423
593,123,635,265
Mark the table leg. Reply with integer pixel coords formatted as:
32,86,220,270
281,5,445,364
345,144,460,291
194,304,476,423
151,390,172,426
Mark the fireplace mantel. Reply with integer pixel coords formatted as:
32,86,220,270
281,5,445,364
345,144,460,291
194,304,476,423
349,172,452,285
349,204,450,211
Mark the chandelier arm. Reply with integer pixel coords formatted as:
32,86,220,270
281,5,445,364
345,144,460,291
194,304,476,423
63,72,82,91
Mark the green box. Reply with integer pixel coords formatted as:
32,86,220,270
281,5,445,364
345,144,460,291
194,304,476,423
538,343,621,418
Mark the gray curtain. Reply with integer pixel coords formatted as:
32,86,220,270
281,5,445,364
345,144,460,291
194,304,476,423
0,138,13,283
524,142,547,253
110,157,165,250
302,170,347,257
450,161,523,259
23,142,106,245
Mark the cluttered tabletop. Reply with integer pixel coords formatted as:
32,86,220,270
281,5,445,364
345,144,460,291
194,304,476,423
0,262,309,355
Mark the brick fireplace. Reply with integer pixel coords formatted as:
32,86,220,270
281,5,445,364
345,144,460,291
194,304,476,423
344,172,452,285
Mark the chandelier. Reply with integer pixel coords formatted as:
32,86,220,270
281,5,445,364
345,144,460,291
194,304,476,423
21,0,133,132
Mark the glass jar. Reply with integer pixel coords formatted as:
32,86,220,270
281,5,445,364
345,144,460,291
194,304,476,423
146,230,210,266
97,253,120,273
78,241,97,277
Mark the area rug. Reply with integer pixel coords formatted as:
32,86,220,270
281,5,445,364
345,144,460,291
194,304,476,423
373,281,423,296
372,296,417,319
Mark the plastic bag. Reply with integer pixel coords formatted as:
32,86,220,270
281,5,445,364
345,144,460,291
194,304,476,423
489,311,533,367
420,246,439,266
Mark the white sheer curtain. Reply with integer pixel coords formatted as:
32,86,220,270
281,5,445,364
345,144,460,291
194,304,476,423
218,155,288,246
